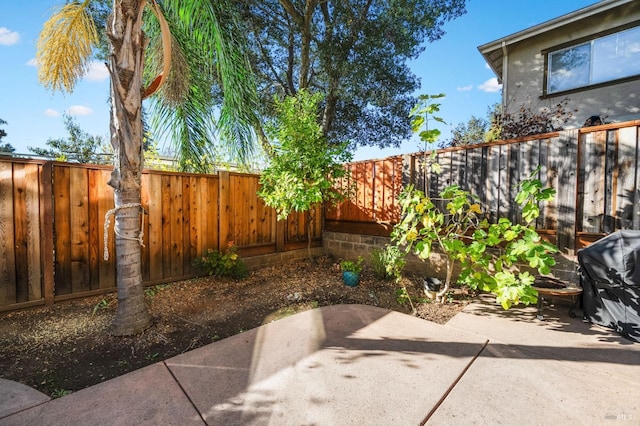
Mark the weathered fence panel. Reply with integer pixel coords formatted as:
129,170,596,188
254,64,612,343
327,120,640,255
0,159,46,309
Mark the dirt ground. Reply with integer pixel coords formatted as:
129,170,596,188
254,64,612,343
0,255,471,398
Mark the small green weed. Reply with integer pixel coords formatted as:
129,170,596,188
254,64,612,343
51,388,71,398
92,298,114,316
145,352,159,362
145,284,168,298
395,287,410,305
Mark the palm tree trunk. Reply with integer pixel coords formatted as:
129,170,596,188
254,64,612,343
106,0,151,336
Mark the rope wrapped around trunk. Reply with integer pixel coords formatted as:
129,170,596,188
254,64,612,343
103,203,146,261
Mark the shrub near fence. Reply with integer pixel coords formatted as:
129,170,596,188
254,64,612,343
0,159,321,311
326,120,640,255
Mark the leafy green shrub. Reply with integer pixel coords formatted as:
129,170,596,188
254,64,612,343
194,242,248,279
390,169,558,309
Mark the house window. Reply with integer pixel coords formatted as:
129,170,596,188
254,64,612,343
547,25,640,94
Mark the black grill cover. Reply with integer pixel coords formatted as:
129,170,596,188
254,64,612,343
578,230,640,342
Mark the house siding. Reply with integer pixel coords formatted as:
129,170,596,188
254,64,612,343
500,2,640,128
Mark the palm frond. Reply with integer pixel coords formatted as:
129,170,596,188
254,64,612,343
149,83,218,173
37,0,99,93
158,0,261,165
147,29,190,106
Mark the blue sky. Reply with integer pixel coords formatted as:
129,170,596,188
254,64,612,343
1,0,597,161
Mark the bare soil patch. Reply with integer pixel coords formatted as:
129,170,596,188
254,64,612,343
0,256,471,398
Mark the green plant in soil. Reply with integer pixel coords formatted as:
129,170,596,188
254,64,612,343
340,257,364,273
370,248,396,280
194,241,248,279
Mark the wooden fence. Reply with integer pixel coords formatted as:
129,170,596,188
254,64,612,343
326,120,640,254
0,159,321,311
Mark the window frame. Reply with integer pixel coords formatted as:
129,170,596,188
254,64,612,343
542,21,640,98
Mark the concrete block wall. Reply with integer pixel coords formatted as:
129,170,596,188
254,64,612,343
323,230,579,284
243,247,325,271
323,230,449,278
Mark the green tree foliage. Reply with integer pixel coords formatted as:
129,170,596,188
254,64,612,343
258,90,352,256
0,118,15,154
449,115,489,147
83,0,262,171
237,0,467,149
28,114,108,164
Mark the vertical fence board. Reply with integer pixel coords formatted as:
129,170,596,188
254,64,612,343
556,129,578,253
382,159,396,222
13,163,29,303
497,144,509,220
161,175,172,279
452,149,466,189
24,164,42,301
170,175,183,278
582,131,607,233
218,171,230,247
616,127,638,229
604,130,618,233
145,173,163,281
53,166,72,295
507,143,520,223
181,177,192,275
486,145,500,223
468,148,482,203
0,161,16,305
0,162,16,305
69,167,90,293
189,176,201,263
88,169,101,289
207,176,219,251
538,138,556,229
41,162,54,305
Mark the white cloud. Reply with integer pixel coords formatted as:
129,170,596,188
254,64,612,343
478,78,502,93
26,58,38,67
485,62,491,70
45,109,60,117
84,61,109,82
456,84,473,92
0,27,20,46
66,105,94,116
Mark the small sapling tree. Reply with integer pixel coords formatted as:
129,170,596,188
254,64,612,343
391,169,558,308
258,90,352,258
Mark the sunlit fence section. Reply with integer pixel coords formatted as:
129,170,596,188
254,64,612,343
327,120,640,255
0,161,319,311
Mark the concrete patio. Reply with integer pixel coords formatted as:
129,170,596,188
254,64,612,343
2,296,639,425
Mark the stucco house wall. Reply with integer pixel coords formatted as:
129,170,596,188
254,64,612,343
479,0,640,128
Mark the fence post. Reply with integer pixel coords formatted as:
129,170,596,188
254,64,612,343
41,161,55,306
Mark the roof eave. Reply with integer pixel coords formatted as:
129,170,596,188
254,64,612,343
478,0,634,80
